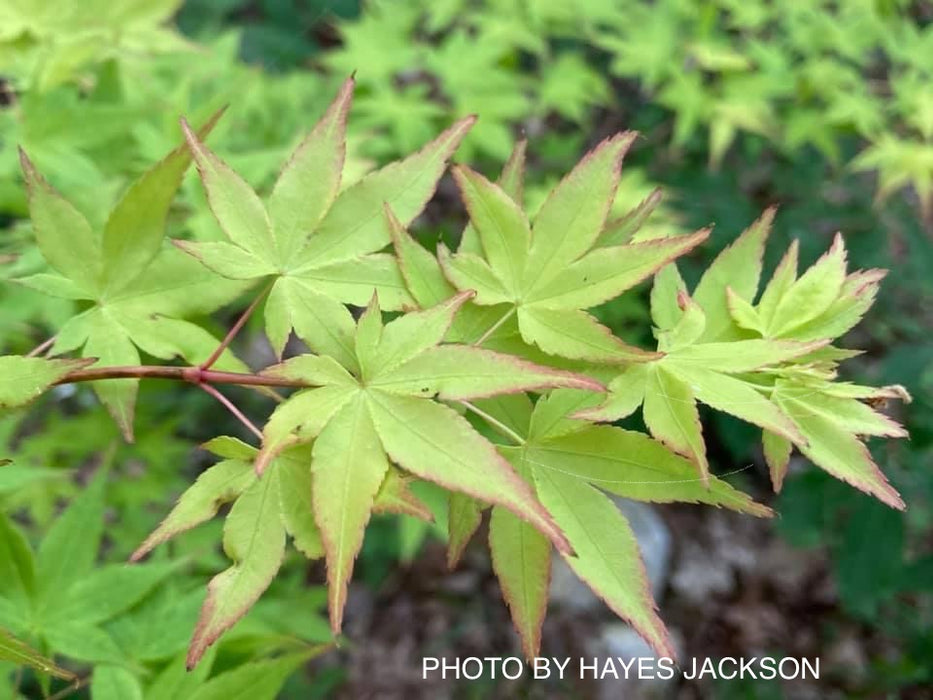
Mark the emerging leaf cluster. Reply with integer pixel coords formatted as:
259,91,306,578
2,78,910,667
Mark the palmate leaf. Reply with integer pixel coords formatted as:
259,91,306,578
730,229,908,503
439,133,710,363
134,283,599,666
585,213,909,504
250,292,602,643
177,76,476,358
17,114,247,439
470,391,769,659
769,381,908,509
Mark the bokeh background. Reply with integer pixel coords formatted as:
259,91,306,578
1,1,932,698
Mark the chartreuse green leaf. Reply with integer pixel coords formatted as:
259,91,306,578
756,240,798,330
597,188,665,248
464,390,769,658
181,117,277,265
253,292,605,635
19,109,222,296
702,228,908,504
0,356,91,408
451,164,531,293
0,628,76,681
771,381,906,509
48,560,176,627
276,449,325,560
268,80,353,261
144,648,216,700
367,390,570,546
650,263,687,331
519,426,771,514
37,466,108,602
18,115,247,439
372,467,434,522
585,213,832,480
588,217,909,506
742,233,883,343
440,134,709,363
177,77,475,356
389,207,457,308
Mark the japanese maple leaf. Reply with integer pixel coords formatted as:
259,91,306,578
255,291,604,633
437,131,710,363
582,210,909,503
176,76,475,364
16,112,247,439
444,390,770,660
723,226,910,505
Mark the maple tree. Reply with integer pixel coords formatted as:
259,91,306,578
1,77,911,668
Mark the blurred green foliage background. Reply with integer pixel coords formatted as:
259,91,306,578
1,0,931,697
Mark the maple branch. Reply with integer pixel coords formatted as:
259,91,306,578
201,279,274,371
27,335,56,357
200,383,263,440
459,400,525,446
472,307,516,346
54,365,307,388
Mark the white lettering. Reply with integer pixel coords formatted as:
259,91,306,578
552,657,570,679
779,657,800,680
579,657,598,678
802,658,819,679
422,658,439,679
502,657,523,680
759,656,777,680
462,657,482,680
533,657,550,679
718,657,737,680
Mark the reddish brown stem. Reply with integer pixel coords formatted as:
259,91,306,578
200,383,263,440
54,365,307,388
201,280,274,371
